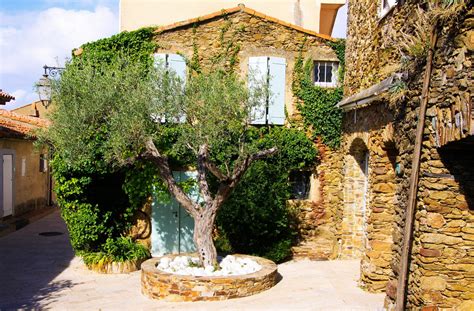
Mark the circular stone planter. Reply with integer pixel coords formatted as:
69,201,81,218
87,258,146,274
141,254,278,302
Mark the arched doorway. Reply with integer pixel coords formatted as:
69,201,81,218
341,138,369,258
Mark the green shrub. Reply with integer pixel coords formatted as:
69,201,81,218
52,155,133,252
216,127,317,262
81,236,150,266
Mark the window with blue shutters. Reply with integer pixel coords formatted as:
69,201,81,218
248,56,286,125
153,53,187,123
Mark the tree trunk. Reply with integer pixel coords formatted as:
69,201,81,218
194,213,217,267
144,139,278,268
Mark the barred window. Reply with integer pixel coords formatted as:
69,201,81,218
313,61,338,87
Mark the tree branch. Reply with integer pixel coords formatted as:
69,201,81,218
197,144,213,206
143,138,199,218
204,159,229,182
209,147,278,213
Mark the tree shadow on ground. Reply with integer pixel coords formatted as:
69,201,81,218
0,211,76,309
18,280,81,309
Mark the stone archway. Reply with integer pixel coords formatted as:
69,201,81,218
341,137,369,259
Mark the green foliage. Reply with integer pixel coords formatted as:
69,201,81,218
44,30,162,262
327,39,346,83
52,155,131,252
123,162,160,210
216,127,318,262
80,27,157,65
293,54,344,149
81,236,150,266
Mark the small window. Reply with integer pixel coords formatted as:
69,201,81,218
39,154,48,173
289,171,311,200
313,61,338,87
380,0,397,18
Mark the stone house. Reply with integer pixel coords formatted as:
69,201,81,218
96,5,342,256
0,109,52,219
315,1,473,310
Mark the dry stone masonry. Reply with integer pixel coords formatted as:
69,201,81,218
141,254,277,301
333,0,474,309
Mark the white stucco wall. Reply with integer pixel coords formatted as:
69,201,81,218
120,0,345,34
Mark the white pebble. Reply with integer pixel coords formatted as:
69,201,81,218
156,255,261,276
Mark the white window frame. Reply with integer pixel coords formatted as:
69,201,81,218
313,61,339,88
379,0,397,18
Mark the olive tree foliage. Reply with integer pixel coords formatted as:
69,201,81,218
43,55,276,267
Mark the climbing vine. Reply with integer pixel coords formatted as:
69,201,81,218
292,39,345,149
79,27,157,65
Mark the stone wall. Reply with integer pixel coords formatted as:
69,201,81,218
339,104,396,292
290,142,343,261
343,0,473,308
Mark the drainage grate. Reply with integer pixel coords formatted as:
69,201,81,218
39,231,64,237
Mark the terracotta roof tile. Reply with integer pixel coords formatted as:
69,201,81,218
0,89,15,104
155,5,335,42
0,109,49,138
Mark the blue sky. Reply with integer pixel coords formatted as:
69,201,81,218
0,0,119,109
0,0,118,13
0,0,346,110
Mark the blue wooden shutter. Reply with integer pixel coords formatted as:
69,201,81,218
268,57,286,125
167,53,187,84
152,53,168,123
151,176,179,256
153,53,167,68
168,54,187,123
151,171,198,256
248,56,268,125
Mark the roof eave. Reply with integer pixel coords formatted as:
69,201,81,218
337,74,401,111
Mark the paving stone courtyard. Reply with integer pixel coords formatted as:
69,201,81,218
0,211,384,310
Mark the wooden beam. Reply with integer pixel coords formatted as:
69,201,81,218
395,25,439,311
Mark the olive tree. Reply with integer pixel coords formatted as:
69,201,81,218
44,55,276,267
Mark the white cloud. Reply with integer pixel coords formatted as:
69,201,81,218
1,6,117,74
10,89,38,107
0,5,118,109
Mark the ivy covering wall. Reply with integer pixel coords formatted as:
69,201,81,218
293,39,346,149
